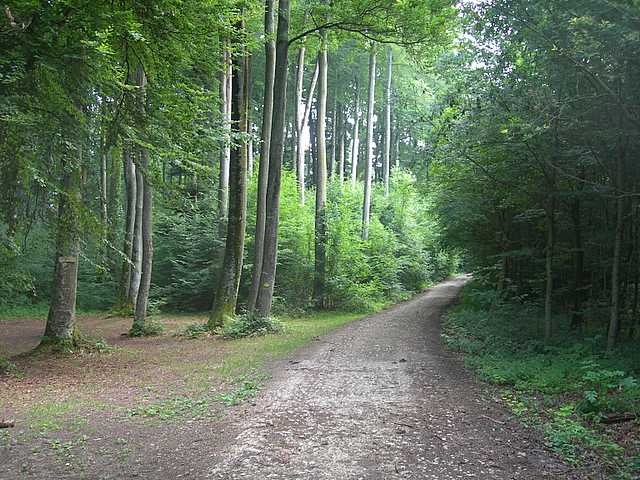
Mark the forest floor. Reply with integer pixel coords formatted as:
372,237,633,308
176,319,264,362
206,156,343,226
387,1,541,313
0,278,588,479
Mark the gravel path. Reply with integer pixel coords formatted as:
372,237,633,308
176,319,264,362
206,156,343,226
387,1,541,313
206,277,577,479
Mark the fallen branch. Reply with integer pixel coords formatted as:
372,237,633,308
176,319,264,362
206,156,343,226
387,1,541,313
0,420,15,428
601,413,637,425
480,414,505,425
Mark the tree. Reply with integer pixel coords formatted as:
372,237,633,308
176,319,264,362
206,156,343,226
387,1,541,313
255,0,291,319
313,30,328,308
383,47,393,197
248,0,277,313
209,17,249,329
362,44,376,240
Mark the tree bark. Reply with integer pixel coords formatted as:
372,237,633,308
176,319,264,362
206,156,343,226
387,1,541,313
350,78,360,188
338,102,345,185
218,47,231,230
129,159,143,305
329,95,336,180
570,197,585,331
43,149,82,344
210,21,248,329
132,65,154,333
248,0,276,313
362,45,376,241
255,0,290,319
607,154,625,352
296,59,319,205
544,198,555,343
383,47,392,197
120,148,136,304
313,33,328,308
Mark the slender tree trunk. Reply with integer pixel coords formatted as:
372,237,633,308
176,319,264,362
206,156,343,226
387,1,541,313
120,148,136,304
246,54,254,178
218,47,231,229
294,43,305,194
248,0,276,312
99,146,108,236
329,95,336,180
255,0,290,319
350,78,360,188
43,149,82,344
338,102,345,185
210,22,248,328
296,60,319,205
129,160,143,305
383,47,392,197
570,197,585,331
544,198,555,343
362,45,376,241
132,65,154,333
106,147,120,279
607,155,625,352
313,33,328,308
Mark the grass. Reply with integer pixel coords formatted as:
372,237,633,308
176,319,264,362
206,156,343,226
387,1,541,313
7,310,363,436
442,281,640,479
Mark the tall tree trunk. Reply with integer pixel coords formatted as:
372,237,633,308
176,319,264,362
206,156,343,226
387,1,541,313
248,0,276,313
383,47,392,197
129,160,143,305
362,45,376,241
246,54,254,178
607,154,625,352
350,78,360,188
313,33,328,308
120,148,136,304
218,47,231,230
570,197,585,331
209,22,248,329
43,149,82,344
106,147,120,279
294,42,306,196
544,198,555,343
296,60,319,205
338,102,345,185
255,0,290,319
132,66,154,333
329,96,336,180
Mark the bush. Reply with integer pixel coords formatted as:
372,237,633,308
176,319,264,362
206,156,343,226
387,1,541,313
222,314,283,339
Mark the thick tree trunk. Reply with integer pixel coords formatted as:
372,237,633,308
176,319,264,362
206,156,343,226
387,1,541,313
255,0,290,319
296,60,319,205
350,78,360,188
43,151,82,344
313,34,328,308
248,0,276,313
362,45,376,241
383,47,392,197
132,66,154,333
210,25,248,329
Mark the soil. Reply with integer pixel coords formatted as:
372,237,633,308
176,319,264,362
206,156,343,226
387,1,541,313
1,278,585,479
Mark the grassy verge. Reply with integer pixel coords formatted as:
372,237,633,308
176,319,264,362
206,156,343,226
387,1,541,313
441,281,640,479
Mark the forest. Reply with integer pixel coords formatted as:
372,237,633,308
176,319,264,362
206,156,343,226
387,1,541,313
1,0,639,478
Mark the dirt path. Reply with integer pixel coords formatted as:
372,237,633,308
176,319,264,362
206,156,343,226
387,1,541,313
206,277,576,479
2,278,581,479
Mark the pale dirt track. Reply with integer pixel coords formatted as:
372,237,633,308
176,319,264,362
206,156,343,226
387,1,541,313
206,277,578,479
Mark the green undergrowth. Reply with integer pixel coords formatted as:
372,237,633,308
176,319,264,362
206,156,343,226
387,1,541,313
442,281,640,479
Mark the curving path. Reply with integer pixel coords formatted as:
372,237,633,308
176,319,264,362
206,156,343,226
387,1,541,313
206,277,578,479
